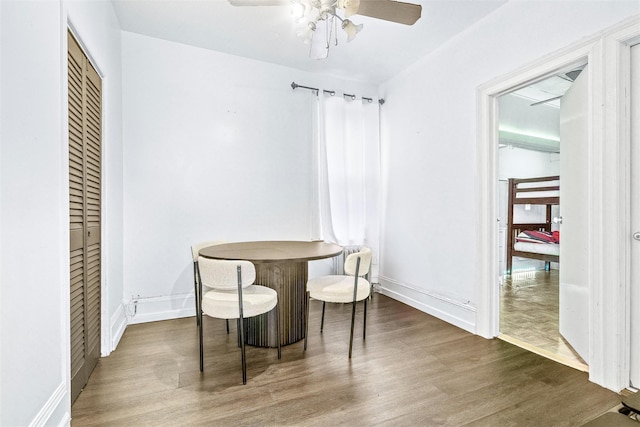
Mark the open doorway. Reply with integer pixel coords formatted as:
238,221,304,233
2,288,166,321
476,19,640,391
497,66,588,371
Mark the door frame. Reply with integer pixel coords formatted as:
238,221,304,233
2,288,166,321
475,16,640,392
631,43,640,388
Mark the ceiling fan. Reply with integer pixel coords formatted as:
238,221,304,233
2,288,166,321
228,0,422,59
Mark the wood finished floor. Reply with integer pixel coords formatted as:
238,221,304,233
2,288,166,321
71,294,620,426
500,270,587,370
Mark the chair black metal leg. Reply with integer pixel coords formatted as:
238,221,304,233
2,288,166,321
194,264,200,327
197,271,204,372
195,290,199,327
198,311,204,372
226,319,230,334
363,298,367,340
304,291,310,351
239,315,247,385
320,301,326,333
237,319,242,348
349,300,357,358
349,257,361,358
276,305,282,359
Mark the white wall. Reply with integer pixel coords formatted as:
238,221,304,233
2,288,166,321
378,2,639,333
0,3,65,424
0,0,123,425
499,147,560,180
121,32,377,323
498,147,560,231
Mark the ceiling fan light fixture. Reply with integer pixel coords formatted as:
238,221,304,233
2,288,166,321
291,1,306,21
337,0,361,17
341,19,363,42
282,0,420,58
292,0,317,24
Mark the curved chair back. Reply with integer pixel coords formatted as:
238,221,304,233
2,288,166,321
191,241,229,329
197,257,256,290
344,247,371,277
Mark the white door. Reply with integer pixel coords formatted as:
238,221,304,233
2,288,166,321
558,64,590,364
630,44,640,387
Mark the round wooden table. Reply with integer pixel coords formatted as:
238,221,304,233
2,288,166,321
199,241,343,347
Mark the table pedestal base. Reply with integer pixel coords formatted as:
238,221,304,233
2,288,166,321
245,261,308,347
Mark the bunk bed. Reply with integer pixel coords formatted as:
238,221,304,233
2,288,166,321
505,175,560,275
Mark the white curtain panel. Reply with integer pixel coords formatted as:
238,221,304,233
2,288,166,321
313,92,381,280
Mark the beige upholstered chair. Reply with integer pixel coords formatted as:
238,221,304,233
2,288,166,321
197,257,281,384
305,247,372,358
191,241,227,330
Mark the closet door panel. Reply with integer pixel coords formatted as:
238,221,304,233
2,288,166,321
68,32,87,397
84,58,102,374
68,31,101,403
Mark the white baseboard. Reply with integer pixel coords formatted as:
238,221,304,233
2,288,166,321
120,280,476,334
378,275,476,334
110,303,127,351
127,293,195,325
29,382,68,427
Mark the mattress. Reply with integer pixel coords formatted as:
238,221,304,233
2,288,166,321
513,242,560,256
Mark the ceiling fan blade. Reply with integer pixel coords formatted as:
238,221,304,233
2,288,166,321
356,0,422,25
227,0,289,6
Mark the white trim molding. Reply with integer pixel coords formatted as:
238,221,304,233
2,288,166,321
109,302,128,353
589,18,640,391
29,382,68,427
475,16,640,392
378,275,476,333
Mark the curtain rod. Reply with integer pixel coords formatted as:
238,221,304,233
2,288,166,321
291,82,385,105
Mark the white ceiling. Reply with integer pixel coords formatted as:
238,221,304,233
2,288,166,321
110,0,507,84
511,66,584,107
